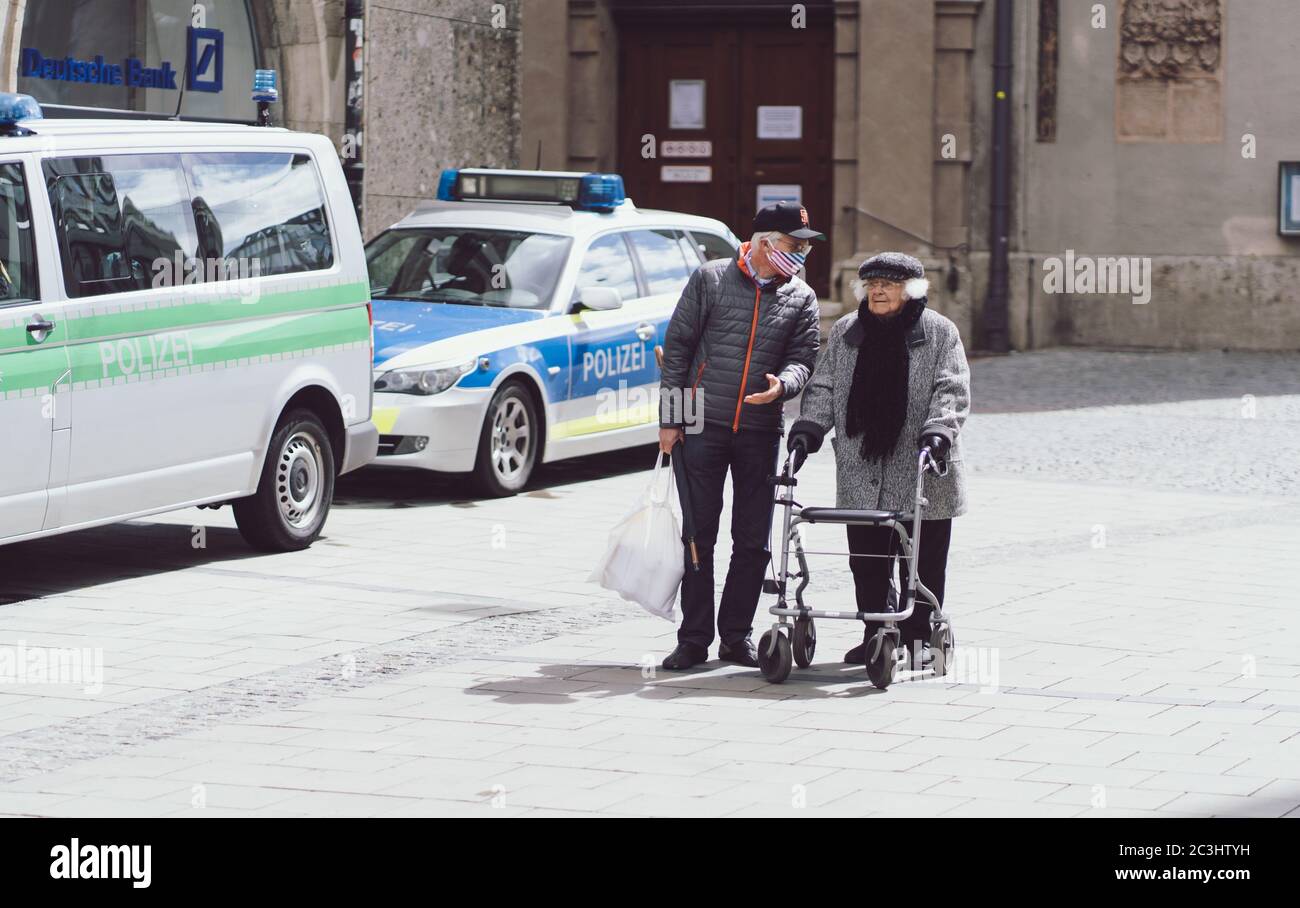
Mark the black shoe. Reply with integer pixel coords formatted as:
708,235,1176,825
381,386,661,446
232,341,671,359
718,638,759,667
843,640,868,664
662,642,709,671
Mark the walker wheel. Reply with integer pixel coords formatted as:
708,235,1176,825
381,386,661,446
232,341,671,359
864,631,897,690
791,617,816,668
758,629,793,684
930,623,955,677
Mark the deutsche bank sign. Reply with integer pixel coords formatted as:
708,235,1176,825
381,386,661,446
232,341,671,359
18,27,225,94
187,26,224,93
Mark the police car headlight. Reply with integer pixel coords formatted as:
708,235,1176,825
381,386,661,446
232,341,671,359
374,359,476,395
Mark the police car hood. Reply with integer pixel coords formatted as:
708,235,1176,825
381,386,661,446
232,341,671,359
371,298,547,367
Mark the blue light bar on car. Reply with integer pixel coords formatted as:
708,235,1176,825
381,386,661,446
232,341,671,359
577,173,625,212
434,168,626,212
0,92,42,125
436,168,459,201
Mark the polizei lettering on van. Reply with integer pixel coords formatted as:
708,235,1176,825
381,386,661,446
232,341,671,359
98,332,194,379
582,341,647,382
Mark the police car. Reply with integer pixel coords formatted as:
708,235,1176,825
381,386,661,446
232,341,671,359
365,168,739,495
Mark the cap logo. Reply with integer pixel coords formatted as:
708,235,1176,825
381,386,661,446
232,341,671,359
799,207,809,226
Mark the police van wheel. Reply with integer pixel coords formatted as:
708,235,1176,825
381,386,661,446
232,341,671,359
234,409,336,552
473,382,538,497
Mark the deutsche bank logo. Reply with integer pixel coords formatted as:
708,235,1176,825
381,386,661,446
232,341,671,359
187,26,223,93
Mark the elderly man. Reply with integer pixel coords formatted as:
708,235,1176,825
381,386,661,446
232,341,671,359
788,252,970,669
657,202,823,671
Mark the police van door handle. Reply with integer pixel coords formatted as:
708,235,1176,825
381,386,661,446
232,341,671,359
635,322,655,342
26,315,55,343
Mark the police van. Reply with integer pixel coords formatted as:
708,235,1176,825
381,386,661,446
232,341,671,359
0,88,377,552
367,168,739,495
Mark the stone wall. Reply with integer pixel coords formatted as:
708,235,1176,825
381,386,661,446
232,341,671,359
362,0,522,238
969,0,1300,351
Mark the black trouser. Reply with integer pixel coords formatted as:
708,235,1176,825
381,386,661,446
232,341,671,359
846,518,952,645
677,422,780,650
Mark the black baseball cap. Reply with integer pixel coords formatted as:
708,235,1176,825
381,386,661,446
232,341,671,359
753,201,825,240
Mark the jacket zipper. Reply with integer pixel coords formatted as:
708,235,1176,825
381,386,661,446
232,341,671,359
731,284,762,433
692,360,707,394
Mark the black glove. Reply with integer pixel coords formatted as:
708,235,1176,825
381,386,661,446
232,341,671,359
789,435,811,474
786,420,824,475
919,432,950,469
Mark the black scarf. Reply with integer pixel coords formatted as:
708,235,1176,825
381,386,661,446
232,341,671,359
844,299,926,461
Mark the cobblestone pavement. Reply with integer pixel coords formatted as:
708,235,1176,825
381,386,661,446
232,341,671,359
0,350,1297,817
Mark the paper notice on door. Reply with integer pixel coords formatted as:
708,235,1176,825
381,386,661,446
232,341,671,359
757,105,802,139
756,184,802,212
661,165,712,183
669,80,706,130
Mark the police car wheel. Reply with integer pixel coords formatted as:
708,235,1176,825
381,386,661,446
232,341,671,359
473,382,538,497
234,409,337,551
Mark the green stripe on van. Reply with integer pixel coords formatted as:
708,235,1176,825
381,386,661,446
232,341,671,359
0,280,368,351
1,282,370,393
0,345,69,400
68,306,370,386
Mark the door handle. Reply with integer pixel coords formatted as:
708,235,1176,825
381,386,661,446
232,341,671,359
26,315,55,342
635,322,655,342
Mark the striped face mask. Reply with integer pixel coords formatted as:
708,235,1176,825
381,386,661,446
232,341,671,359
765,237,808,278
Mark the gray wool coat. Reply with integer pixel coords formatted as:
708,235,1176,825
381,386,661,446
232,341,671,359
798,305,971,519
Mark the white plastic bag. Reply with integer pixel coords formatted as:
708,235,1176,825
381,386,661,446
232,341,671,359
588,454,684,621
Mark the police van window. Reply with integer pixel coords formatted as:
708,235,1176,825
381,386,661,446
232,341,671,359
184,153,334,278
574,233,639,304
629,229,692,295
44,154,199,299
0,163,38,306
364,228,571,310
688,230,739,264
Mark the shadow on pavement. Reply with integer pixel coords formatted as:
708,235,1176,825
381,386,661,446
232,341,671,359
333,442,661,509
0,522,264,604
462,661,920,705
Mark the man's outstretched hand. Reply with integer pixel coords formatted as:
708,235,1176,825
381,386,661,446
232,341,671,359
743,373,783,405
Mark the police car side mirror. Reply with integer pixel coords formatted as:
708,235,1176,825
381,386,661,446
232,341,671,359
578,286,623,311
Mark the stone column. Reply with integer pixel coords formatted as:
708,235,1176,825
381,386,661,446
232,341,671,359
566,0,618,172
520,0,569,170
0,0,27,93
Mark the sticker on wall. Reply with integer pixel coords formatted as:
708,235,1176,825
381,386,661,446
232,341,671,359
757,105,801,140
661,141,712,158
756,184,801,211
669,80,706,130
662,165,712,183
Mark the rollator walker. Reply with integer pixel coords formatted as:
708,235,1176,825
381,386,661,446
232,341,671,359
758,445,954,690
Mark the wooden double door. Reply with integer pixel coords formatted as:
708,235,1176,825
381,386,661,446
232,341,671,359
617,21,834,297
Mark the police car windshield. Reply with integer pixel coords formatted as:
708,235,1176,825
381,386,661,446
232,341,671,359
366,227,572,310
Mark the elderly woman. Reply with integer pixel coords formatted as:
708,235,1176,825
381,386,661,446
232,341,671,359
787,252,970,668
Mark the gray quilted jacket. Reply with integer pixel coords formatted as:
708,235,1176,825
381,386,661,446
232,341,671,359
797,306,971,519
659,250,820,434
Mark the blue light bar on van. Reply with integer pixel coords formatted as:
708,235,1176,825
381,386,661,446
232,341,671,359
434,168,626,212
0,92,42,125
251,69,279,104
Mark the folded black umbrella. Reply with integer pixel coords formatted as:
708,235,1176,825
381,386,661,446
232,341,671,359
670,441,700,572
